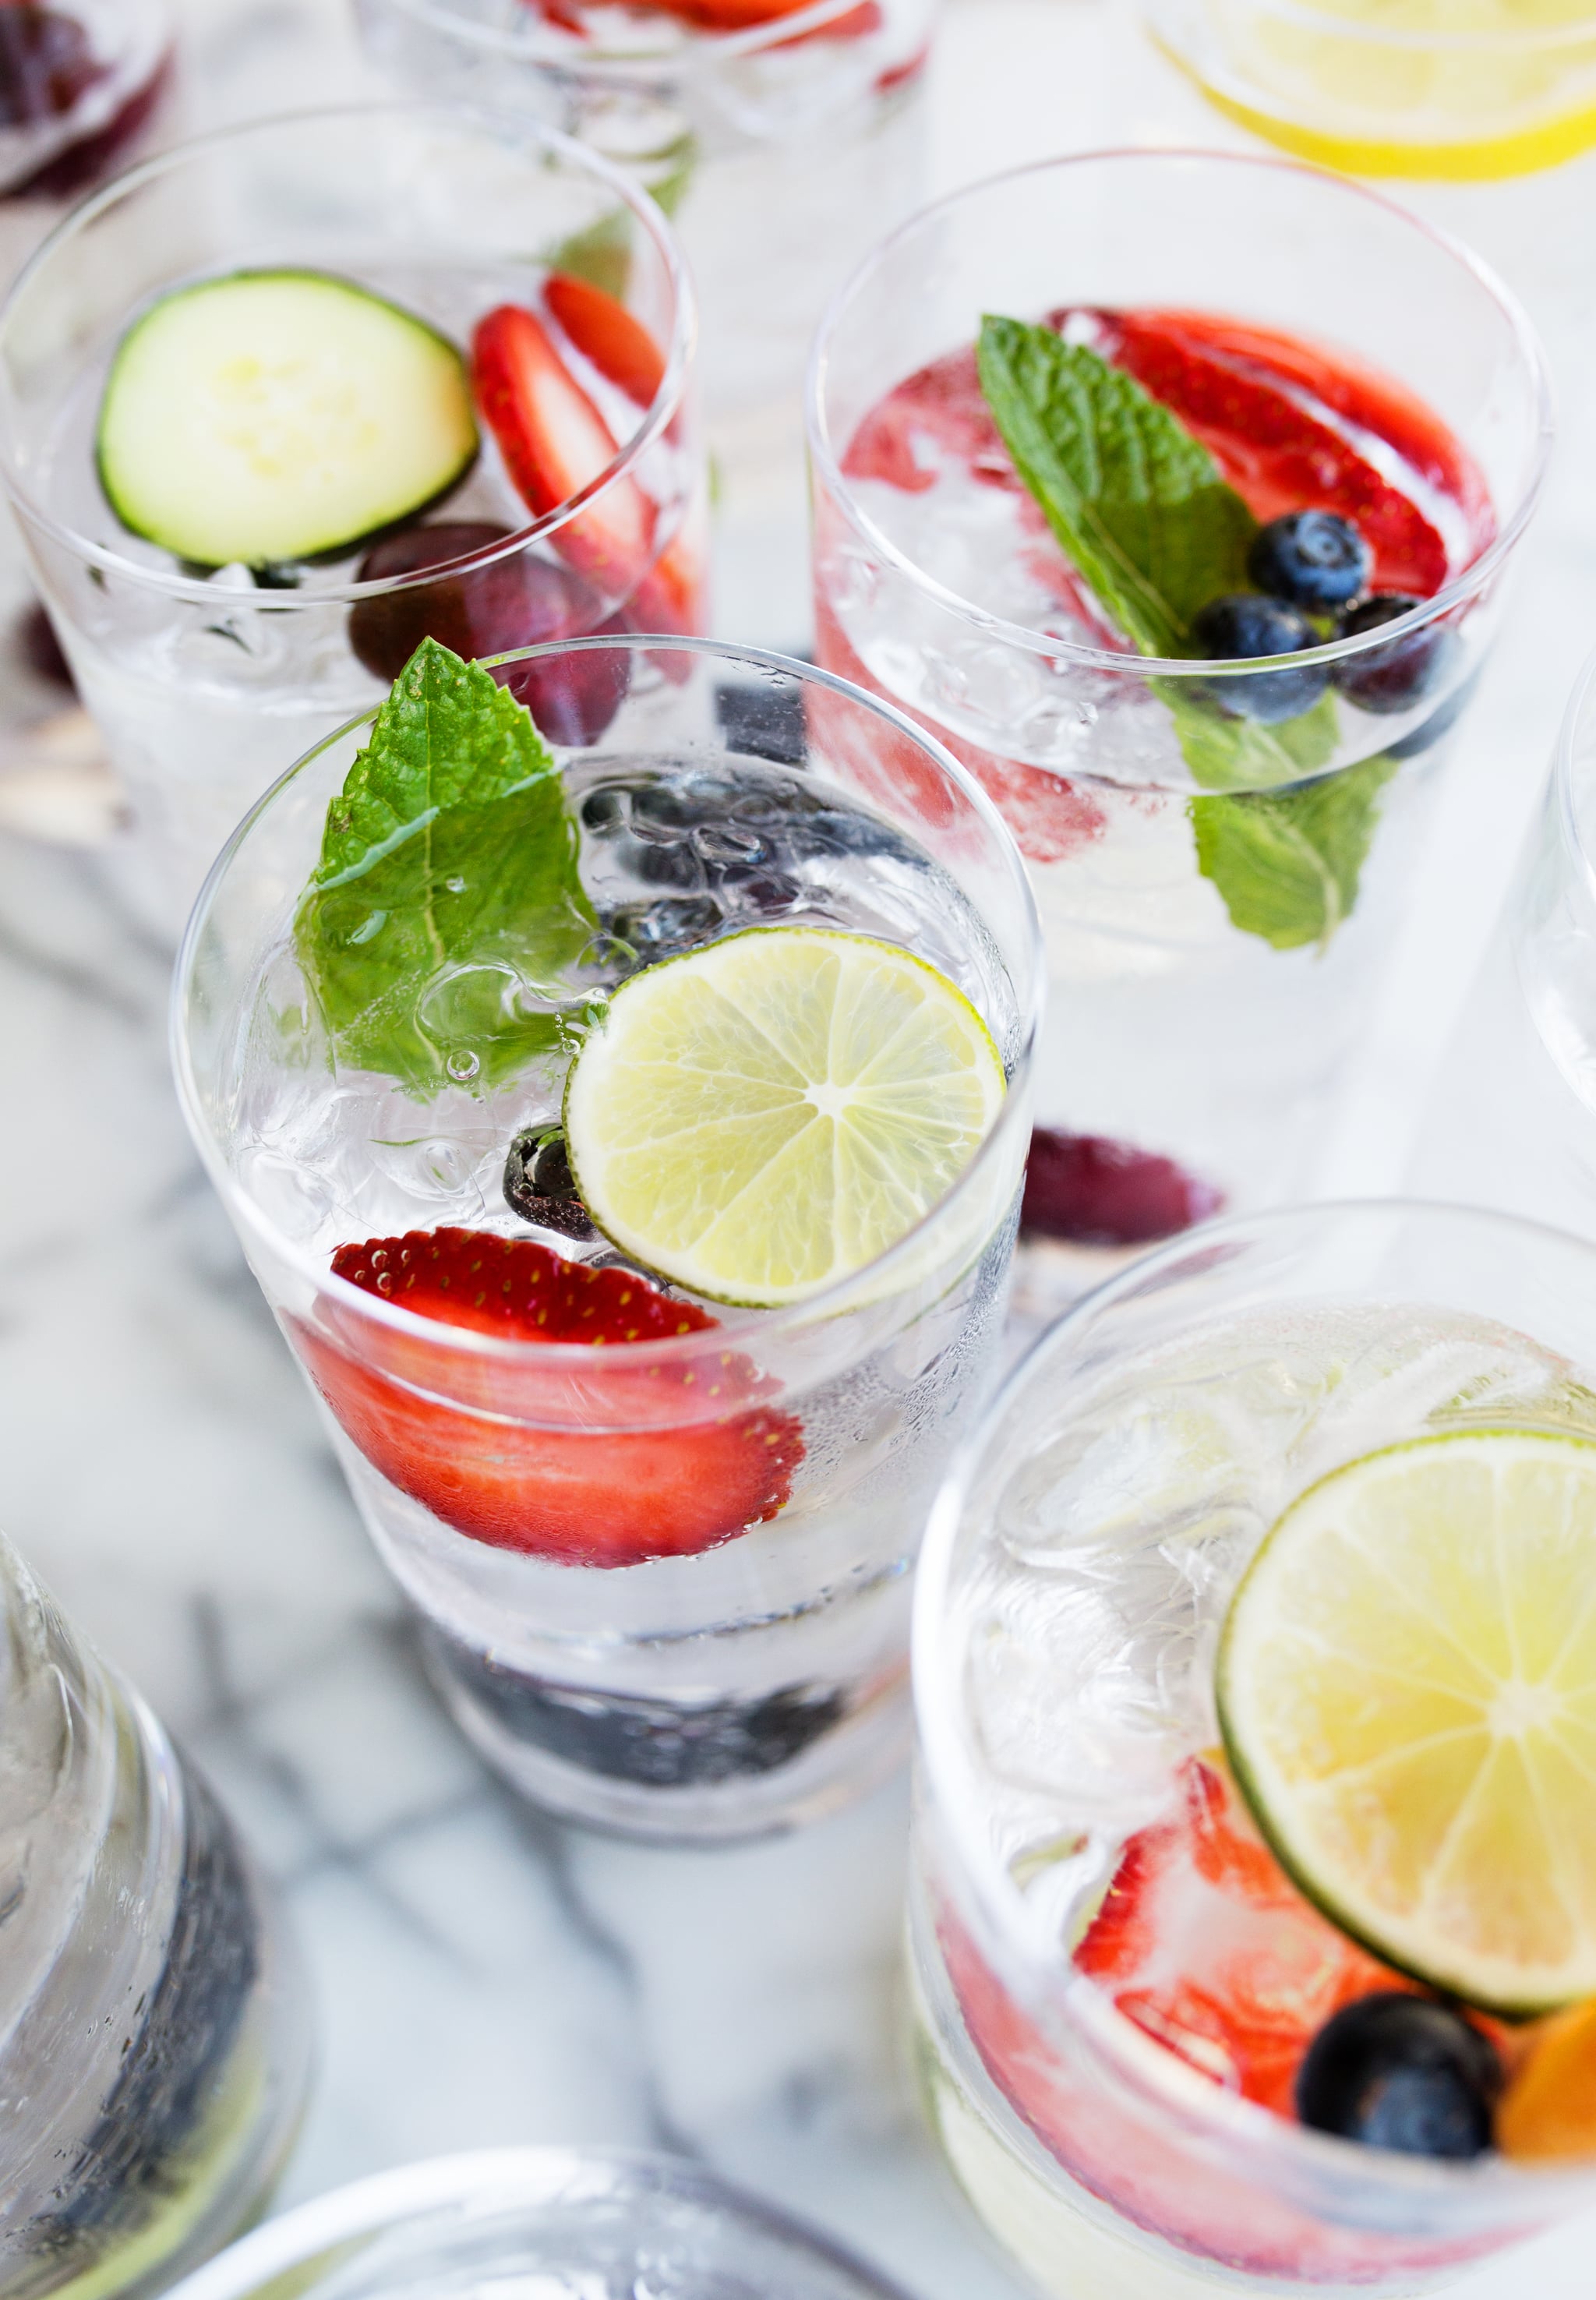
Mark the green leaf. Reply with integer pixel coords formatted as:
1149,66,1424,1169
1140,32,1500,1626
976,316,1255,659
295,638,596,1095
1163,682,1340,795
1188,751,1397,952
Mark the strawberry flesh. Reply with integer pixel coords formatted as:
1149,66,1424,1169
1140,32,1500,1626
472,302,655,600
1076,1755,1413,2116
546,272,667,409
302,1228,804,1569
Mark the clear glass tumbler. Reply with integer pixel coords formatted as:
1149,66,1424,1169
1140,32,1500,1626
808,150,1551,1288
912,1200,1596,2298
0,101,701,938
354,0,934,647
1408,642,1596,1238
1146,1,1596,182
0,1528,309,2300
162,2146,920,2300
172,634,1040,1842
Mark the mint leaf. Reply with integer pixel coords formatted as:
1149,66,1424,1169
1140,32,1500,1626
295,637,596,1095
976,316,1255,658
1188,751,1396,952
1163,682,1340,793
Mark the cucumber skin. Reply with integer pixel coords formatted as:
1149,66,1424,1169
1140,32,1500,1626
95,269,480,571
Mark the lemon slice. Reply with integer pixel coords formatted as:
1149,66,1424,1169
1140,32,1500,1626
1218,1429,1596,2015
563,926,1006,1308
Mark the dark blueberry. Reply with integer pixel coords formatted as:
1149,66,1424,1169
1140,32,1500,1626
1295,1994,1501,2159
1189,595,1328,725
1022,1129,1223,1248
503,1128,595,1239
427,1629,847,1786
16,599,72,690
349,523,629,744
1384,667,1480,761
722,869,804,917
1332,594,1453,715
252,561,302,591
606,896,726,956
714,677,809,766
1248,511,1372,613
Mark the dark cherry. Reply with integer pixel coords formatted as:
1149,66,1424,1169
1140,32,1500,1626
1296,1994,1501,2160
348,522,630,745
0,6,103,132
1021,1129,1223,1248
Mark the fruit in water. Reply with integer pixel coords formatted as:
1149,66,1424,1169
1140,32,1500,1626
503,1128,595,1242
348,521,629,744
1084,309,1468,598
1497,2000,1596,2160
16,599,72,688
1295,1994,1501,2159
1188,594,1328,724
302,1227,803,1568
1021,1129,1221,1246
97,273,478,567
0,3,98,124
471,302,655,599
1076,1755,1411,2115
545,273,666,408
564,927,1006,1308
1333,593,1452,715
1248,511,1371,613
1219,1429,1596,2016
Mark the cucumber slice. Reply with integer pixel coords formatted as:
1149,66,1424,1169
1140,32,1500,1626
96,270,478,567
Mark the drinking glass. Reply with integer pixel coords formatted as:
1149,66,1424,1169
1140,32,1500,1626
355,0,934,646
0,101,701,937
1146,1,1596,182
808,150,1551,1288
1408,641,1596,1238
912,1199,1596,2298
0,1529,309,2300
173,635,1040,1842
163,2146,920,2300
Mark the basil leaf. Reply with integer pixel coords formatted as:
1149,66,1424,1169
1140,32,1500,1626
295,637,596,1096
976,315,1255,658
1188,752,1397,952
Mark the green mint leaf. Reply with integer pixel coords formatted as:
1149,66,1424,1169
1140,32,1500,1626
1163,682,1340,794
976,316,1255,658
295,637,596,1095
1188,751,1396,952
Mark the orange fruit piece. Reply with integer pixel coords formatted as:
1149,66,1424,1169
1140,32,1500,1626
1498,2001,1596,2161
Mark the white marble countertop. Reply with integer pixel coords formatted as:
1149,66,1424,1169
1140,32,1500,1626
4,3,1596,2296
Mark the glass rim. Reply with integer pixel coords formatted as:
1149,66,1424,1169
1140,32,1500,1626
912,1196,1596,2206
170,632,1043,1369
1173,0,1596,59
363,0,893,67
161,2146,919,2300
805,144,1554,683
0,99,697,606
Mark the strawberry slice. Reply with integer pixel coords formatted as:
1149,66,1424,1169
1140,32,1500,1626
545,273,666,409
472,302,655,600
298,1228,803,1570
1076,1754,1411,2115
1068,307,1459,599
648,0,878,30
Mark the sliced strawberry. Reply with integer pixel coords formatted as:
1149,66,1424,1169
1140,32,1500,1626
298,1228,803,1570
650,0,877,30
545,273,667,409
1068,307,1457,599
472,302,655,601
1076,1754,1411,2115
521,0,590,30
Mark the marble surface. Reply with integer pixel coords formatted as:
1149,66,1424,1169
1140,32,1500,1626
5,4,1596,2298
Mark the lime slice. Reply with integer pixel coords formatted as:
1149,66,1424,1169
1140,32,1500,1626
1218,1429,1596,2014
563,926,1006,1308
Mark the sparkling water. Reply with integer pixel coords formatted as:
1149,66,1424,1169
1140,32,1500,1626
227,746,1021,1832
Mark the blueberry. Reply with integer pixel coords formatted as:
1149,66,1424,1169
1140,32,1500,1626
1333,594,1453,715
503,1128,595,1241
1248,511,1371,613
1189,594,1328,725
1295,1994,1501,2159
